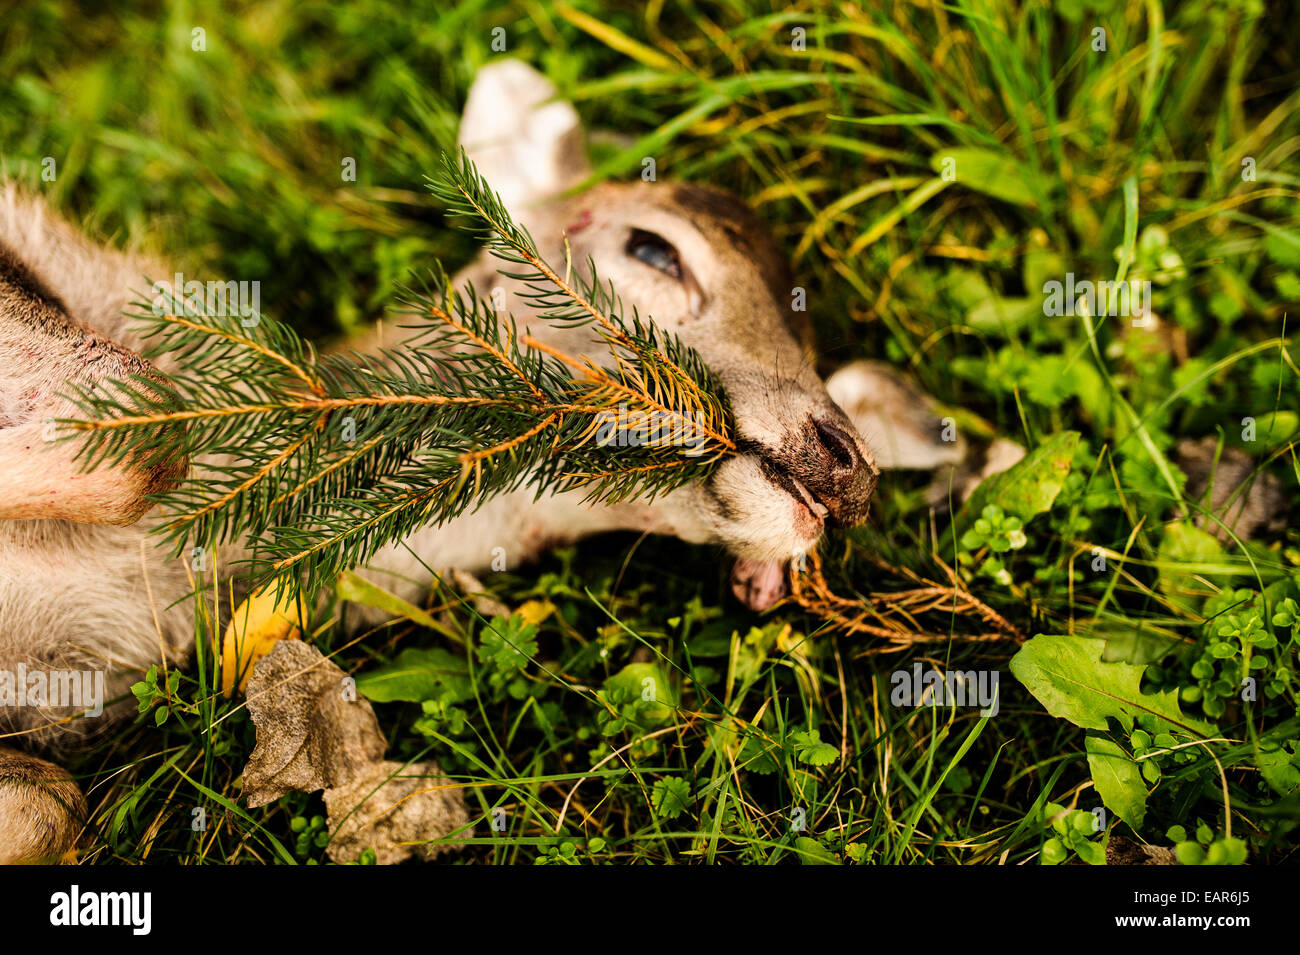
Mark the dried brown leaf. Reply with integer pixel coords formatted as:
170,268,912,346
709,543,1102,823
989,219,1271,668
241,640,385,808
324,760,471,864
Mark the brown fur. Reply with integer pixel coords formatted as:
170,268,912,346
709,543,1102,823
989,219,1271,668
0,745,86,863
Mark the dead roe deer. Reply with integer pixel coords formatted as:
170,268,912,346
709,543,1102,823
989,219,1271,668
0,61,981,862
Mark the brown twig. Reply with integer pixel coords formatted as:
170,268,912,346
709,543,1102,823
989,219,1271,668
787,549,1023,655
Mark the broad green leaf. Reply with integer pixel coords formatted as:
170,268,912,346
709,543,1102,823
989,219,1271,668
1244,411,1299,451
651,776,691,819
477,614,539,670
957,431,1079,533
1040,837,1067,865
1010,634,1214,738
737,736,779,774
1176,842,1205,865
966,295,1041,335
355,646,472,704
1075,840,1106,865
606,661,675,703
1156,522,1223,612
604,662,676,727
929,147,1037,207
1023,249,1066,293
1253,740,1300,798
1263,230,1300,268
794,837,841,865
336,571,461,642
792,730,839,767
942,268,995,310
1085,732,1147,829
1096,624,1183,666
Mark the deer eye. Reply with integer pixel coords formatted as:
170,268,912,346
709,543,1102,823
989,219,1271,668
626,229,683,280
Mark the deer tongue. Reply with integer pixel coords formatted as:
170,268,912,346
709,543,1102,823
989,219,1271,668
730,558,788,612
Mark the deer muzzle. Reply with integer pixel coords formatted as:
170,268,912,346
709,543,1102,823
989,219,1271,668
761,414,879,528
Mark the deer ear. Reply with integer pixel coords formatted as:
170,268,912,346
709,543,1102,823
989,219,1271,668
825,361,967,471
458,60,591,220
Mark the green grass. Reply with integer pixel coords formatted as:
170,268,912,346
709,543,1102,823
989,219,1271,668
3,0,1298,864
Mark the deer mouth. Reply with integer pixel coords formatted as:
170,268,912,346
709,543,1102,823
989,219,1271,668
731,556,789,613
759,456,830,526
724,427,876,612
725,458,832,613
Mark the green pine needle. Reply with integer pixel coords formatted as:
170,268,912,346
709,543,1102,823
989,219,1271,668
63,151,736,596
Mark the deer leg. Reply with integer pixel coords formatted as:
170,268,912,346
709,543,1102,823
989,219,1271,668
0,745,87,864
0,242,184,524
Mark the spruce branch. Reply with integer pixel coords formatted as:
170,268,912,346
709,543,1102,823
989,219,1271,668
63,151,736,596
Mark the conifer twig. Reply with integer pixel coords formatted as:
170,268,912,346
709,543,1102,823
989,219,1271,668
63,151,736,596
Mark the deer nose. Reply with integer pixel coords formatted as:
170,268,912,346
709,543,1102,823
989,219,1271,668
814,418,861,474
760,414,878,528
804,416,878,526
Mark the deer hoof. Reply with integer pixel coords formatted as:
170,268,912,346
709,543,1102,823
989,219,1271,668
0,746,87,864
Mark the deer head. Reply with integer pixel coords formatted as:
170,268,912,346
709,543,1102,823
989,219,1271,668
459,61,879,609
